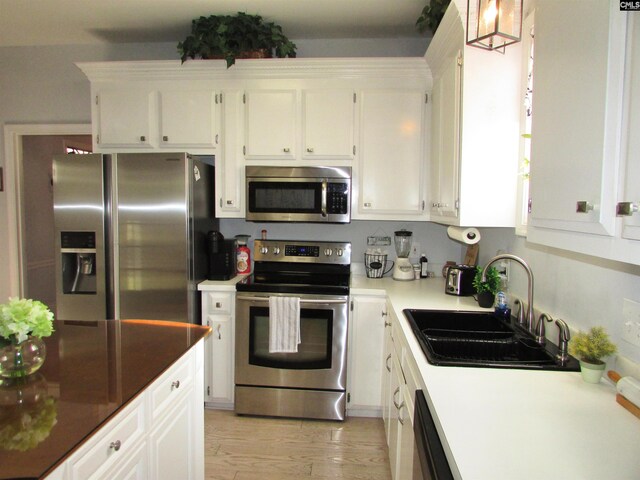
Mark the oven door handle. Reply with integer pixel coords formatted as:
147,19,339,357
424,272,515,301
236,295,347,305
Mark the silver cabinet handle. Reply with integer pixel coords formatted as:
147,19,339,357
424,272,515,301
171,380,180,390
386,353,392,372
216,324,222,340
162,135,168,142
392,387,402,409
616,202,639,216
215,134,219,144
384,321,391,327
283,147,290,153
364,202,372,208
110,440,122,451
576,201,594,213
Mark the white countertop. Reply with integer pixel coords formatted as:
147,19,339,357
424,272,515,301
354,275,640,480
198,274,249,292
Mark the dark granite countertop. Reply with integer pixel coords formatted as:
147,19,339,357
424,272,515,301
0,319,210,479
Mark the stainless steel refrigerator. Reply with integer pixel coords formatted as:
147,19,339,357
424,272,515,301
53,152,216,323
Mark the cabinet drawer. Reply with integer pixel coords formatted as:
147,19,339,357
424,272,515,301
205,292,233,314
148,350,194,422
67,396,146,480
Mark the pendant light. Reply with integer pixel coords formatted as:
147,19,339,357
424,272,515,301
466,0,523,52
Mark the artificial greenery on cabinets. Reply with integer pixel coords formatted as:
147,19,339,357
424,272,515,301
178,12,297,68
416,0,452,34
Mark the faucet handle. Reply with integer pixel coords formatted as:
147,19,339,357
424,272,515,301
555,319,571,363
535,313,553,345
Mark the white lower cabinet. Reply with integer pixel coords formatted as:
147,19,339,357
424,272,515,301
382,312,417,480
49,343,204,480
347,295,387,416
201,290,236,407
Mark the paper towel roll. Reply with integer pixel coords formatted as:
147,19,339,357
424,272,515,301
447,226,481,245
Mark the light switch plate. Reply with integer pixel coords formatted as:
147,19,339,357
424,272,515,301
622,299,640,348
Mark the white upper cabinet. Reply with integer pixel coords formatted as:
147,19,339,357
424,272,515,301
525,1,640,265
96,90,153,148
217,90,244,217
621,14,640,243
425,2,521,227
355,89,428,219
302,90,355,160
159,90,219,148
528,0,626,236
243,89,297,160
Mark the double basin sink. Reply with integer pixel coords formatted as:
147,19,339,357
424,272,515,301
403,309,580,371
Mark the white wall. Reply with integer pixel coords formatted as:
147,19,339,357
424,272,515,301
0,37,428,301
479,228,640,369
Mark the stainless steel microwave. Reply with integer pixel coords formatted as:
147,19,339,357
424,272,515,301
245,166,351,223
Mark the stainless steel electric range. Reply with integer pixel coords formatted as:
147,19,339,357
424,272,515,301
234,239,351,421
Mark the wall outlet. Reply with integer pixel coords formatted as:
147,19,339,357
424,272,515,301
411,242,421,258
622,299,640,348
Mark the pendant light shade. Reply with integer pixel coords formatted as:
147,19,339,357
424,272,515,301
466,0,523,51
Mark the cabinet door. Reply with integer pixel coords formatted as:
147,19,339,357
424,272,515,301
388,352,404,480
357,90,427,218
244,90,297,159
159,90,218,148
430,51,461,220
302,90,355,160
217,90,244,217
381,314,393,442
148,386,197,480
204,314,234,404
528,0,626,236
96,90,153,148
621,15,640,241
348,296,386,413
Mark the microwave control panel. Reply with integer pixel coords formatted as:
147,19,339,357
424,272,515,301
327,183,349,214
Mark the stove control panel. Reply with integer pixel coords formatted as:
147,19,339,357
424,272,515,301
253,240,351,265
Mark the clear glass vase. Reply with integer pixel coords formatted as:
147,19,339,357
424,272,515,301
0,337,47,379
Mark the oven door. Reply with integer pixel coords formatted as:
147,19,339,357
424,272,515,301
413,390,454,480
235,293,348,390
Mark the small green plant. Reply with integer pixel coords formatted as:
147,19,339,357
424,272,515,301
0,298,54,345
569,326,617,364
472,266,501,295
177,12,297,68
416,0,452,34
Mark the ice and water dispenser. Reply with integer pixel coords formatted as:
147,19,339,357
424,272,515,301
60,231,97,294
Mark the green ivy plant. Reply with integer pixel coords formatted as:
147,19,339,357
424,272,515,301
416,0,452,34
177,12,297,68
472,266,501,295
569,327,617,364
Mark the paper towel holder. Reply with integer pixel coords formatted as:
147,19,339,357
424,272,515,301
447,226,481,266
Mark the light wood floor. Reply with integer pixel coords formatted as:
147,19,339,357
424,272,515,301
204,409,392,480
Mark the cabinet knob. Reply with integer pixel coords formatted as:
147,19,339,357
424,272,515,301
139,136,146,142
576,201,594,213
215,302,222,308
306,147,314,153
364,202,372,208
162,135,169,142
109,440,122,451
171,380,181,390
616,202,639,216
226,200,234,206
283,147,290,153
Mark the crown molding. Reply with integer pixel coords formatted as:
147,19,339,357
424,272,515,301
76,58,431,83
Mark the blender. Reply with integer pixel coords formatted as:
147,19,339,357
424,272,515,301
392,230,414,281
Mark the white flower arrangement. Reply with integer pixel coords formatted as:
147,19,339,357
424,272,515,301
0,298,54,345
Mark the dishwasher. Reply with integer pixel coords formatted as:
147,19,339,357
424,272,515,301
413,390,454,480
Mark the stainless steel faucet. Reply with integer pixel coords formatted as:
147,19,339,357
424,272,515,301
555,319,571,364
482,254,535,334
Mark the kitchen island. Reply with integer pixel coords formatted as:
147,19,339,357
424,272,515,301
0,319,210,479
352,276,640,479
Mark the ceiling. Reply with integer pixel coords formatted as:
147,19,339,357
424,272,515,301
0,0,430,47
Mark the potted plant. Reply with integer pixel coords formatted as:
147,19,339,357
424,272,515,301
416,0,452,34
177,12,297,68
0,298,54,378
569,326,617,383
472,266,501,308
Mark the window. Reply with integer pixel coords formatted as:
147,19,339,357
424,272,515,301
516,13,535,235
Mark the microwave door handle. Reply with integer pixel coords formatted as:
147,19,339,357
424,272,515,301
321,180,328,217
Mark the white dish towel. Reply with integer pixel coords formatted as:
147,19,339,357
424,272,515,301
268,296,301,353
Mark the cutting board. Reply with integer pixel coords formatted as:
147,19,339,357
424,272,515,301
607,370,640,419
